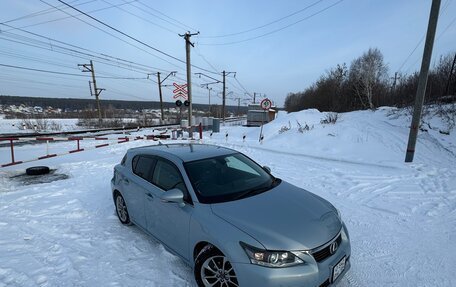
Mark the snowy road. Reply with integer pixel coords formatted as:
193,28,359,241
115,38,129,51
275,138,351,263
1,108,455,286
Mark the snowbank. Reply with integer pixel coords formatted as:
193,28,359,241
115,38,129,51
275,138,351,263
0,108,455,286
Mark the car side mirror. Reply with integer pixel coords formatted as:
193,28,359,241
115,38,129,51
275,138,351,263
262,166,271,174
160,188,185,207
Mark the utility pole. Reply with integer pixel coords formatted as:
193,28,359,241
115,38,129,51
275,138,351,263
157,72,163,121
392,72,398,90
222,71,226,121
253,92,256,104
391,72,399,105
207,87,212,106
78,60,104,123
445,53,456,95
149,71,176,122
179,31,199,126
237,98,240,116
195,72,221,115
221,70,236,121
405,0,441,163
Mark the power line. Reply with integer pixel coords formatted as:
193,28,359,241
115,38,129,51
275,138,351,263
0,76,85,90
0,63,149,79
403,12,456,74
0,49,81,71
233,77,252,97
55,0,219,75
134,0,197,31
2,0,138,33
195,46,219,74
199,0,325,39
397,0,454,73
100,0,180,35
0,25,172,74
0,0,88,24
198,0,345,46
0,63,91,77
39,0,186,71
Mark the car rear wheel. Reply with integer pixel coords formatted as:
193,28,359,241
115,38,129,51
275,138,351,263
115,193,131,225
195,245,239,287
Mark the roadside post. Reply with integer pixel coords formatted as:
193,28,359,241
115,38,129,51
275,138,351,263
259,98,272,143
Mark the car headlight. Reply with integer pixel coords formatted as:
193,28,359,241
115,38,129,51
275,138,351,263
240,242,304,268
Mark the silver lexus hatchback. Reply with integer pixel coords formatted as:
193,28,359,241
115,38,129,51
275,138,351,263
111,144,351,287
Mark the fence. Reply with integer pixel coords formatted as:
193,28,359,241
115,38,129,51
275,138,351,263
0,124,205,168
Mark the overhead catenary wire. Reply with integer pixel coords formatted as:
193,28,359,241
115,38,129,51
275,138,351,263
198,0,345,46
403,12,456,74
55,0,219,75
0,0,89,24
125,0,198,32
0,24,175,74
1,1,137,32
397,0,454,73
0,63,148,80
39,0,187,72
100,0,180,35
199,0,325,39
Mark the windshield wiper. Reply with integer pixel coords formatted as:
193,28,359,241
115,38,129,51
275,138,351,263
233,178,280,201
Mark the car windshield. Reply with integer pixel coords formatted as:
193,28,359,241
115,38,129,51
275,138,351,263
184,152,280,203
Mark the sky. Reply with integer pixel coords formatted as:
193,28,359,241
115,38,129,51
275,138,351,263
0,0,455,108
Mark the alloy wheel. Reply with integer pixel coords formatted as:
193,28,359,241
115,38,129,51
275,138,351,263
200,255,239,287
116,195,128,222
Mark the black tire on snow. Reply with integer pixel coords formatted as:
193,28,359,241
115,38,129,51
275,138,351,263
26,166,50,176
194,245,239,287
114,193,132,225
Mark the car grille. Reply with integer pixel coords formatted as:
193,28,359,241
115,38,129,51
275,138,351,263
312,233,342,262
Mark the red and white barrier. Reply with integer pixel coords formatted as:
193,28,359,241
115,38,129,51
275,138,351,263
0,124,204,168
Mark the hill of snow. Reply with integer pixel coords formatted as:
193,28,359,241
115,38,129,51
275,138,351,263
0,107,455,286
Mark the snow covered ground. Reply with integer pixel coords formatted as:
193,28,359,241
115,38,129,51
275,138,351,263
0,107,455,286
0,118,79,134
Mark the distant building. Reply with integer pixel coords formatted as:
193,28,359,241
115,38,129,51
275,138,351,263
246,104,277,127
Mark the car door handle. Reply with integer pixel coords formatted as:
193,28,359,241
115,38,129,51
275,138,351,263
146,193,154,199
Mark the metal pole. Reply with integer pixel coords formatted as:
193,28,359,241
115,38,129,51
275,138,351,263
10,139,15,163
405,0,441,162
90,60,102,123
157,72,165,122
222,70,226,121
208,87,211,106
184,33,194,126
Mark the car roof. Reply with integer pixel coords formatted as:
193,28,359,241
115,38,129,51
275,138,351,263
129,143,237,162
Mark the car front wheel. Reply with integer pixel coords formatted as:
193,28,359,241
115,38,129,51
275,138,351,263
115,193,131,225
195,245,239,287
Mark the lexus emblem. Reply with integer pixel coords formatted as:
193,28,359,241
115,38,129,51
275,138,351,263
329,241,338,254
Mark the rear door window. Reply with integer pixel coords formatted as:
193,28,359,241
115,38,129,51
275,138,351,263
132,156,156,182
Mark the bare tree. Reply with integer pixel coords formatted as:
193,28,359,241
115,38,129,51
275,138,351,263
349,48,388,109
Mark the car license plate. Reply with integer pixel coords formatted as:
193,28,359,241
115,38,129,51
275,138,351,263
332,256,346,282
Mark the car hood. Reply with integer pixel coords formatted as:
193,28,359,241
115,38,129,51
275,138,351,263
210,181,341,251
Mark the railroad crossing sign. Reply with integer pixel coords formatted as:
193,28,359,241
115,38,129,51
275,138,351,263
260,98,272,110
173,83,188,100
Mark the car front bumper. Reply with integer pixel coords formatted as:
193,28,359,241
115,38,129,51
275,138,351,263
233,225,351,287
